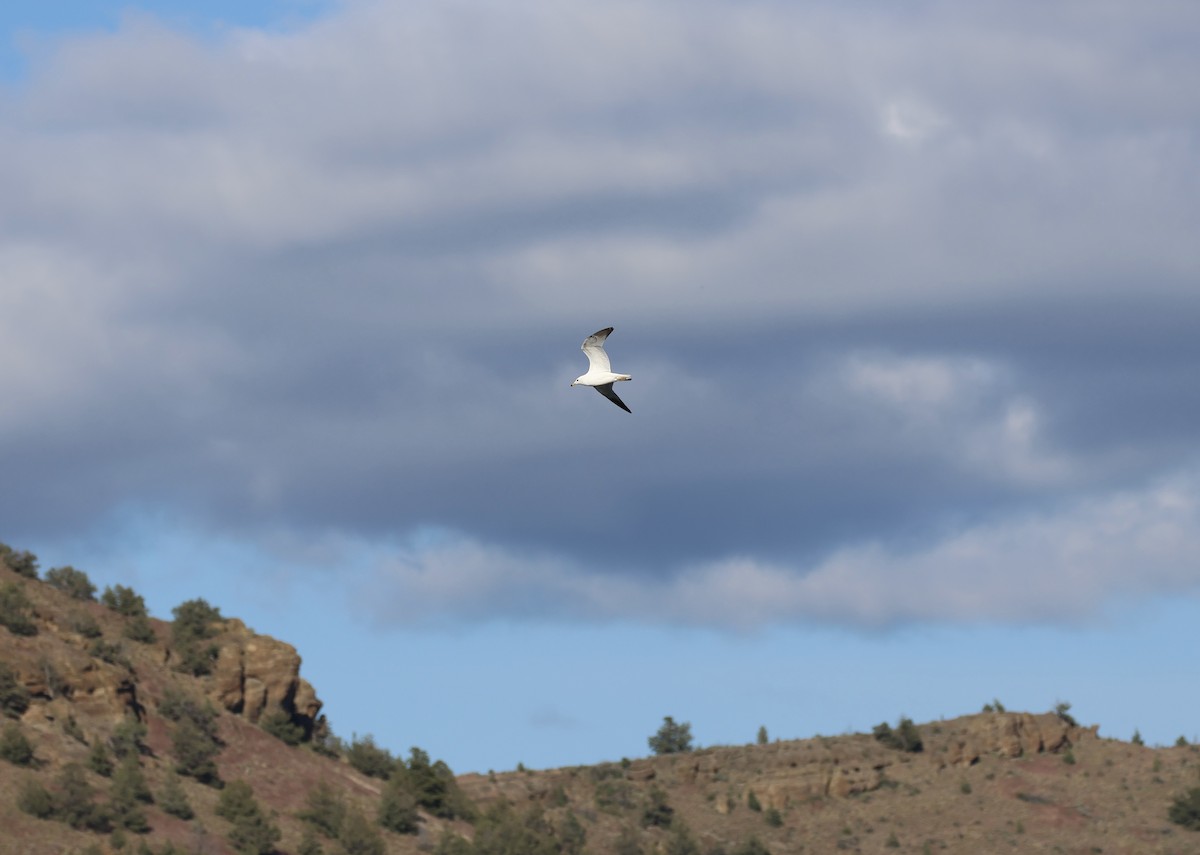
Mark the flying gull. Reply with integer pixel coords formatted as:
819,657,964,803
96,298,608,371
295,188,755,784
570,327,632,413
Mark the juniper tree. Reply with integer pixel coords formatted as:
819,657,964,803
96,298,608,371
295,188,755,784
110,718,149,759
337,805,385,855
648,717,693,755
378,775,419,834
0,662,30,718
88,740,114,776
172,718,221,785
0,582,37,636
54,762,111,831
299,780,345,838
124,614,157,644
0,544,39,578
345,733,394,779
17,777,55,818
218,780,281,855
1169,786,1200,831
159,771,194,820
44,566,97,601
101,585,148,617
0,721,34,765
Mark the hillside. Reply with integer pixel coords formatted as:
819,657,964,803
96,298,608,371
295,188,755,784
1,548,1199,855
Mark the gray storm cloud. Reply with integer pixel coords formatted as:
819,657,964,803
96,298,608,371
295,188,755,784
2,0,1199,626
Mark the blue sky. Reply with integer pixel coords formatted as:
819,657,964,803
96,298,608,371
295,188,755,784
3,0,1200,773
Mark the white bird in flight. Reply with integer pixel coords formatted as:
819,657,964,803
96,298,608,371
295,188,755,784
570,327,632,413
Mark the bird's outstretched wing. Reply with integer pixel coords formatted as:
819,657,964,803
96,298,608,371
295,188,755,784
581,327,614,374
596,382,631,413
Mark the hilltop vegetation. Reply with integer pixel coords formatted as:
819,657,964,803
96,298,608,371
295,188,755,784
1,541,1199,854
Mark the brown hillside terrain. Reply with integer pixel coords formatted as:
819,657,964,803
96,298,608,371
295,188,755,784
2,558,1199,854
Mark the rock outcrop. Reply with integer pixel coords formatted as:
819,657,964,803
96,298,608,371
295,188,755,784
208,618,322,735
942,712,1089,767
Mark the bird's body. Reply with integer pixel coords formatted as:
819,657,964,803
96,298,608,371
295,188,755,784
571,327,632,413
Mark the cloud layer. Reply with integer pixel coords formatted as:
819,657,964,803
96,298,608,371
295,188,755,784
3,0,1200,628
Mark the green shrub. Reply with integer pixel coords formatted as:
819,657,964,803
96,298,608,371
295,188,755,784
0,661,30,718
345,733,395,779
338,806,385,855
734,838,771,855
88,740,114,776
298,827,325,855
0,544,39,579
406,747,472,819
0,581,38,635
158,687,220,738
159,771,194,820
169,599,223,675
1054,702,1078,727
260,709,304,746
1169,786,1200,831
746,790,761,812
218,781,281,855
17,777,55,818
112,753,154,803
470,801,560,855
595,779,637,813
664,820,700,855
873,717,923,753
110,718,149,759
1131,729,1144,746
558,810,587,855
88,638,130,668
299,780,345,838
764,806,783,827
175,640,220,676
641,786,673,829
101,585,148,617
124,614,157,644
648,716,693,755
69,610,103,638
217,779,260,821
756,725,768,745
53,762,111,831
172,598,222,641
44,566,97,601
378,775,419,834
0,721,34,765
172,718,222,786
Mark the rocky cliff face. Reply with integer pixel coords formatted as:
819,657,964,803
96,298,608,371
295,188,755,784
0,570,322,745
208,618,323,735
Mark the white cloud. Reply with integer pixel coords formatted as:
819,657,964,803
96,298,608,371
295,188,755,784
882,98,949,144
830,352,1075,486
357,468,1200,630
3,0,1200,619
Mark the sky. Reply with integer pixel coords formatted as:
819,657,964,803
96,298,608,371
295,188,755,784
2,0,1199,774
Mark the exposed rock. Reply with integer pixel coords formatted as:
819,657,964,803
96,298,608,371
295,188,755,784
5,636,139,721
626,763,657,782
206,618,322,734
943,712,1082,767
827,762,884,798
